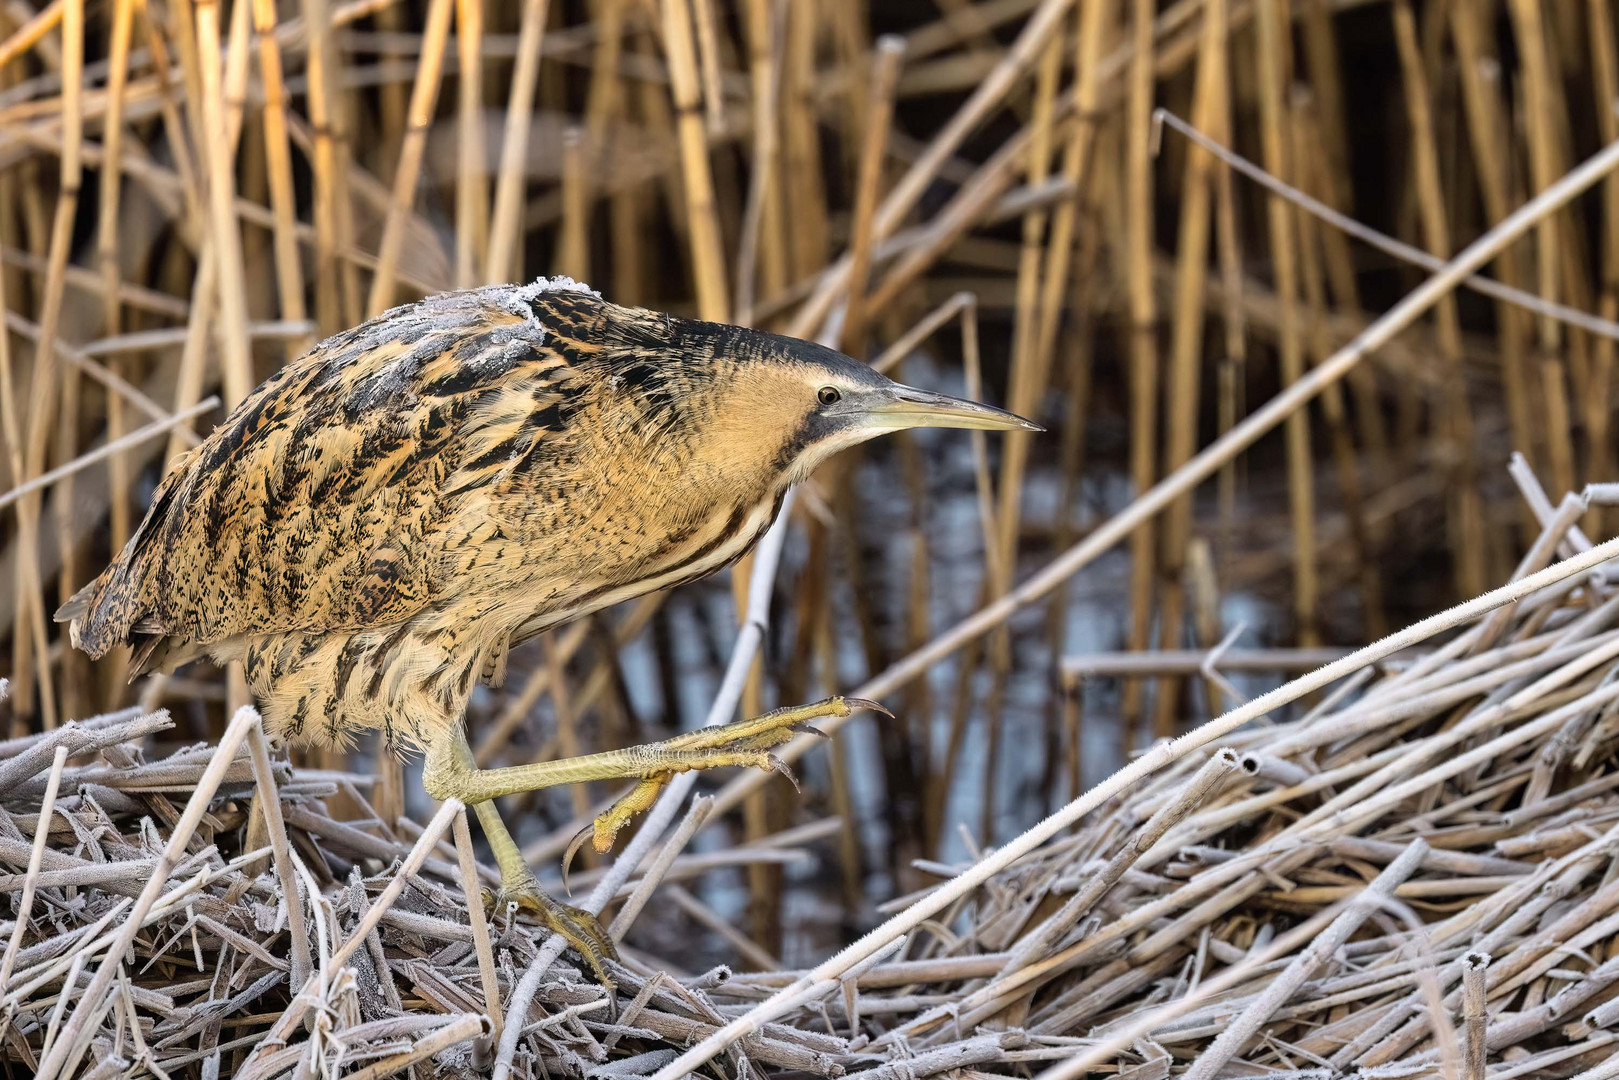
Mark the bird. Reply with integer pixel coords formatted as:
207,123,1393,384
57,277,1038,984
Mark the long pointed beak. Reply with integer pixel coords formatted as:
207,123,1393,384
861,384,1042,433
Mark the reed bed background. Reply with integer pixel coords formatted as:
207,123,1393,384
4,0,1619,1076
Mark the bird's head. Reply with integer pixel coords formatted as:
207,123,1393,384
580,299,1040,488
729,331,1042,486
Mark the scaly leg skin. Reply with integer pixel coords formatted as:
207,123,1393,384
580,697,888,855
437,730,619,987
471,800,619,988
423,696,888,983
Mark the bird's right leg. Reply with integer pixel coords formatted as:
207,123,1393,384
425,696,886,853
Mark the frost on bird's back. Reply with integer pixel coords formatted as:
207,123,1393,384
502,275,601,320
336,281,596,418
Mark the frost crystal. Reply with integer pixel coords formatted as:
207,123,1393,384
509,275,599,306
481,276,601,333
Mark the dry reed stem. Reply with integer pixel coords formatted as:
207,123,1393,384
365,0,452,315
732,0,785,324
609,794,713,939
1154,0,1227,736
8,0,82,732
244,716,313,995
555,126,588,281
661,0,728,322
1121,0,1159,732
0,0,62,71
0,743,65,993
347,1013,492,1080
0,394,220,514
836,36,904,357
452,807,503,1056
869,291,972,375
1392,0,1483,597
452,0,488,289
248,0,311,359
995,22,1062,578
960,300,1007,591
547,630,593,851
482,0,547,284
94,0,135,590
1028,0,1109,401
195,0,252,410
1254,0,1317,647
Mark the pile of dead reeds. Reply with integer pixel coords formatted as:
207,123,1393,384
7,0,1619,1075
6,474,1619,1079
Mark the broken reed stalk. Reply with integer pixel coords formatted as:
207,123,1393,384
1463,951,1490,1080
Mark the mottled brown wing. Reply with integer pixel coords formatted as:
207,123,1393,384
60,285,597,662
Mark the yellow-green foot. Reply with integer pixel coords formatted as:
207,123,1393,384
565,696,890,872
484,872,618,989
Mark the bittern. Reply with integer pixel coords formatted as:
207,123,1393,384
58,278,1036,981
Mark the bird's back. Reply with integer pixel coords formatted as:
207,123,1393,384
60,279,625,675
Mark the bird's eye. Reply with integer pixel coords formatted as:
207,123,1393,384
817,386,842,406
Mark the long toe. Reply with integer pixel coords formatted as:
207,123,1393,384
668,696,868,754
550,900,618,960
537,902,619,990
487,875,620,989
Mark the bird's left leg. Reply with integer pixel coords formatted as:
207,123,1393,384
434,728,619,985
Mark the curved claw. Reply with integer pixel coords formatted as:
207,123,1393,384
561,823,594,896
769,754,800,791
842,696,893,718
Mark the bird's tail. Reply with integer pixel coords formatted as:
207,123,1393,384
54,565,123,658
54,448,197,660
